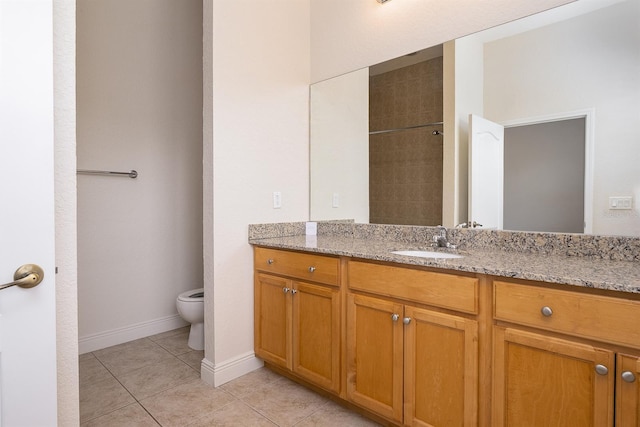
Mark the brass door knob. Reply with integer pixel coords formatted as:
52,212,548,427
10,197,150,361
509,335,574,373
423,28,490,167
1,264,44,291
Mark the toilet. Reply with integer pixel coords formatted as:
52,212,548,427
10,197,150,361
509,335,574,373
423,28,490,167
176,288,204,350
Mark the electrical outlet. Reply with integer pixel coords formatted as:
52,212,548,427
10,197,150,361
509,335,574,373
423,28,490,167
273,191,282,209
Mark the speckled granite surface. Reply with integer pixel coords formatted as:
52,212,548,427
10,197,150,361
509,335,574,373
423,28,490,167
248,222,640,294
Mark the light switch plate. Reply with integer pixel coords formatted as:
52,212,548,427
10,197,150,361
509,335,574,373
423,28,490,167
332,193,340,208
609,196,633,210
273,191,282,209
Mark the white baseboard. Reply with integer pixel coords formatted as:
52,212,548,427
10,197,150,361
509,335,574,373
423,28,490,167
201,351,264,387
79,314,189,354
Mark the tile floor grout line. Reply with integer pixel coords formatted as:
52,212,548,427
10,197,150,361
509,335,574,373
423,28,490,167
245,405,282,427
95,347,184,405
95,343,192,395
182,396,244,427
88,349,195,425
291,399,332,427
243,402,281,427
95,353,141,405
138,402,164,426
79,403,137,426
81,327,381,426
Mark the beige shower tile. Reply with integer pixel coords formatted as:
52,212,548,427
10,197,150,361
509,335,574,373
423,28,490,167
154,329,192,356
81,403,159,427
295,400,381,427
187,400,277,427
118,357,199,400
79,354,114,388
94,338,175,377
219,367,282,399
80,376,135,423
140,379,236,427
177,349,204,372
242,376,328,427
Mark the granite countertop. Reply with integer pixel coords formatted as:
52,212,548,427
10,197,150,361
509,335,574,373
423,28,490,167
249,234,640,295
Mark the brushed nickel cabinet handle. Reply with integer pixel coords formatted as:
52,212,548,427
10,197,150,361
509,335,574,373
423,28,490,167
541,306,553,317
595,364,609,375
622,371,636,383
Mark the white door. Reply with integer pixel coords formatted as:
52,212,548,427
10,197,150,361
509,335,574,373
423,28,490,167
0,0,58,425
468,114,504,229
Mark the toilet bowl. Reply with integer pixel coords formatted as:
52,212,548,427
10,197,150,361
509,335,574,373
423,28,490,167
176,288,204,350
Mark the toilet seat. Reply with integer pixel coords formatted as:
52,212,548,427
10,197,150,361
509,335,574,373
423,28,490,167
178,287,204,302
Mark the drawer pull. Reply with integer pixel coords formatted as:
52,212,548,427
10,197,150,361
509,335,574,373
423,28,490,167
308,266,316,273
622,371,636,383
391,314,399,322
282,287,290,293
541,306,553,317
403,317,412,325
267,259,274,265
595,364,609,376
291,289,298,295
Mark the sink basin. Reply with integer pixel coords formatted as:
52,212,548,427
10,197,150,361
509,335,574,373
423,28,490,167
391,250,464,259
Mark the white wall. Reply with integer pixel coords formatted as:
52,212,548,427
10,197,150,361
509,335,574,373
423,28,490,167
310,0,573,84
310,68,369,222
76,0,203,351
482,0,640,236
202,0,311,385
53,0,78,424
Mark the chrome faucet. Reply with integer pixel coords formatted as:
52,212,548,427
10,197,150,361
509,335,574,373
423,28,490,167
433,226,454,248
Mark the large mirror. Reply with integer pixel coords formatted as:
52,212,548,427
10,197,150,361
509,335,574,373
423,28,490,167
310,0,640,237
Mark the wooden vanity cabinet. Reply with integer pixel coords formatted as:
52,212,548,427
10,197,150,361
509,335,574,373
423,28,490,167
493,326,615,426
254,247,341,393
347,293,403,421
492,280,640,427
253,246,640,426
346,260,479,426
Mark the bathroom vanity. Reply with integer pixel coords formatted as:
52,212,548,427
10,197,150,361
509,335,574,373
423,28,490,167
250,223,640,427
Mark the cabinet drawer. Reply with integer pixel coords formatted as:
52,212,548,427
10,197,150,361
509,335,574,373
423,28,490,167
254,247,339,286
348,260,478,314
494,280,640,349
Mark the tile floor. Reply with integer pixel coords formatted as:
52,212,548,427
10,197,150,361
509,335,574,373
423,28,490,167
80,327,381,426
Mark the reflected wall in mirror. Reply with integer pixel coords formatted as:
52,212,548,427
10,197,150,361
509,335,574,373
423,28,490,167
310,68,369,223
310,0,640,237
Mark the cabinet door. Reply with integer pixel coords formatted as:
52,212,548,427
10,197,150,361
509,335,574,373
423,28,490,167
292,281,341,393
254,273,291,369
404,306,478,427
493,327,614,427
347,293,404,423
617,353,640,426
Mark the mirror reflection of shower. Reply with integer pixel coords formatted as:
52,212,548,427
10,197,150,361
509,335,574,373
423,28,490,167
369,51,444,226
